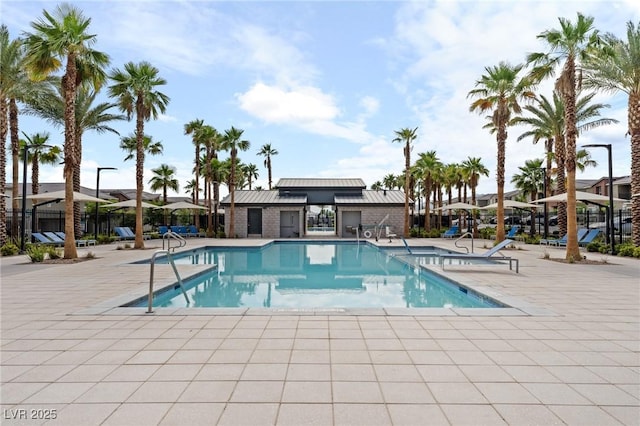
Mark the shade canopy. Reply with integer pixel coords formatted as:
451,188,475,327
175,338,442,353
159,201,206,210
104,199,158,209
435,202,479,211
533,191,626,205
22,190,108,203
482,200,538,209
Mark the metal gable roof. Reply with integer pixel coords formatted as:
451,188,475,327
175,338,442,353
335,190,406,205
276,178,366,189
220,190,307,206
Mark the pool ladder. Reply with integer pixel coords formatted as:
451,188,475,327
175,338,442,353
162,230,187,252
455,232,474,253
147,250,190,313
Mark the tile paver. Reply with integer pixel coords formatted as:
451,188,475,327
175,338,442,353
1,237,638,425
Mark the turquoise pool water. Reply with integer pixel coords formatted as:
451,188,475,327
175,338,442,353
133,242,501,309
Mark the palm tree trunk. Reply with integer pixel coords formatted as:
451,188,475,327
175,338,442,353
73,133,82,239
31,155,39,195
630,91,640,246
194,144,200,229
229,149,237,238
134,99,145,249
562,59,581,260
555,133,567,237
424,178,431,232
496,128,507,243
62,66,78,259
403,142,410,237
267,157,272,190
0,95,7,246
10,99,19,241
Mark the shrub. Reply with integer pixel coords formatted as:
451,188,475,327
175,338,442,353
586,241,603,253
479,227,494,240
26,245,47,262
0,242,19,256
634,247,640,258
97,235,116,244
46,246,62,259
409,228,419,237
616,242,637,257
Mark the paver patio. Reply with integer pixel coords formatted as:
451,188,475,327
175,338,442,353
1,237,638,425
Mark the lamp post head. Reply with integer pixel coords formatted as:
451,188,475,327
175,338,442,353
582,143,611,149
97,167,118,172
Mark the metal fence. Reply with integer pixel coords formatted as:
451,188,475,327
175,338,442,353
4,209,220,242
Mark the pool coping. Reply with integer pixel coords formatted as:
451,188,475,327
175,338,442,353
73,240,557,318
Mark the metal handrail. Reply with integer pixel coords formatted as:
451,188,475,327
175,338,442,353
148,250,189,313
454,232,473,253
162,230,187,252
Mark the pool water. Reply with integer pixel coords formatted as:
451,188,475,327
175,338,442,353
134,242,501,309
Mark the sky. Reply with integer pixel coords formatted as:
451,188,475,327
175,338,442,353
3,0,638,200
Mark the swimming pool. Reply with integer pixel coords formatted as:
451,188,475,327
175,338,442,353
131,242,503,309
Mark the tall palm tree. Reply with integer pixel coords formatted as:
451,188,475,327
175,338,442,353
24,82,123,237
207,157,228,236
258,143,278,190
392,127,418,237
513,92,617,236
184,118,204,228
19,132,61,195
109,61,169,248
583,20,640,246
527,12,603,260
196,125,221,236
371,181,383,191
468,61,535,242
461,157,489,236
220,126,250,238
23,4,109,258
0,25,26,245
412,151,440,233
511,158,544,236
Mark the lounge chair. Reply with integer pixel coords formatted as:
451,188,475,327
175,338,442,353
43,232,66,246
121,226,151,240
439,238,519,273
31,232,57,245
493,225,521,240
188,225,205,238
55,231,96,247
549,228,588,247
385,226,397,242
114,227,134,240
158,225,169,235
401,237,438,255
579,229,600,247
441,226,459,239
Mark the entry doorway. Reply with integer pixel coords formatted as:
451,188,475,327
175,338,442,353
306,205,336,235
280,211,300,238
247,208,262,236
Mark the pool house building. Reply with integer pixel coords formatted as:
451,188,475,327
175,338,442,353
219,178,406,239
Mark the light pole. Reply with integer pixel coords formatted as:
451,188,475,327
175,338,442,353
20,144,51,253
95,167,117,239
582,144,614,253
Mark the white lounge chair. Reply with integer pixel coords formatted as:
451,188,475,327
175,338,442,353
385,226,397,242
439,239,519,273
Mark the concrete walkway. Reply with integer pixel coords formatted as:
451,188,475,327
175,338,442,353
1,237,638,425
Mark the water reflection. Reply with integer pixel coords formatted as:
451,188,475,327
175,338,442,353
152,243,495,309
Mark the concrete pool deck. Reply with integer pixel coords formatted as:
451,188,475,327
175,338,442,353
1,237,638,425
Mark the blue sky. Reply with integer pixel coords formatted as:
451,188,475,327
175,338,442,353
3,0,638,198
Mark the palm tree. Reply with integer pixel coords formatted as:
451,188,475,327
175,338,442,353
258,143,278,190
184,118,204,227
220,126,250,238
19,132,61,195
243,163,259,190
583,20,640,246
195,125,221,236
23,4,109,258
512,159,544,236
468,61,535,242
207,157,229,236
371,181,383,191
392,127,418,237
412,151,440,233
527,12,603,260
149,163,178,226
0,25,26,245
513,91,617,236
461,157,489,236
24,82,123,237
149,164,179,204
184,179,200,204
382,174,397,190
119,134,164,161
109,61,170,248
